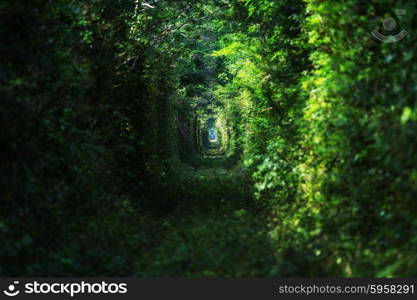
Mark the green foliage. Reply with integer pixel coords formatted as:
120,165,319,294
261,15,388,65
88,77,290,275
217,0,417,276
0,0,200,276
294,0,417,276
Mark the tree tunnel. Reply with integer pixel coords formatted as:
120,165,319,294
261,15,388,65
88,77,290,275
199,117,224,155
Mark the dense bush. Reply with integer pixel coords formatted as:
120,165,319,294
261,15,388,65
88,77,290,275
295,0,417,276
0,0,193,276
216,0,417,276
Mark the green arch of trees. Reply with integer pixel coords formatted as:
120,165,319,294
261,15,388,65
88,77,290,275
2,0,417,277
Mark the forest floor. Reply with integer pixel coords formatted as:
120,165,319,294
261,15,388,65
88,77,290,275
135,156,279,277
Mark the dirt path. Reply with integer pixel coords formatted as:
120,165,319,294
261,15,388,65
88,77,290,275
134,160,279,277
